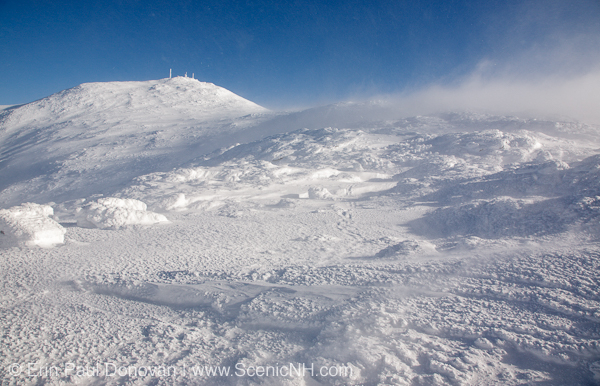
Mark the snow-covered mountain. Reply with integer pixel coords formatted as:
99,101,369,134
0,77,269,206
2,80,600,385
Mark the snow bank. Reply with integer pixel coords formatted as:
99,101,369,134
308,186,334,200
75,198,169,229
0,203,65,248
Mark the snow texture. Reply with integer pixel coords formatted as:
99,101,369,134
0,203,65,247
1,80,600,385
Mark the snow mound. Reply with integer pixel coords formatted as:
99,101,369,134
417,196,568,238
375,239,437,257
75,198,169,229
308,186,334,200
0,203,65,248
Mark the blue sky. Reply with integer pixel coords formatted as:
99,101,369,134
1,0,599,109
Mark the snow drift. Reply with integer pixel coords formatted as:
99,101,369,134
0,203,65,248
75,198,169,230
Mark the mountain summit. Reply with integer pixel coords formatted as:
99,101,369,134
2,77,267,129
0,77,270,206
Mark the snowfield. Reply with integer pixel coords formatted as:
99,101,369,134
1,78,600,385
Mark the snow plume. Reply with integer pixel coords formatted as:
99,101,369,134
383,0,600,124
391,66,600,125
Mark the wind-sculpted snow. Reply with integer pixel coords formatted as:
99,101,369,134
0,203,65,248
2,86,600,385
74,198,169,230
120,125,598,214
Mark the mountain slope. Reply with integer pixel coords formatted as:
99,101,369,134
0,77,269,207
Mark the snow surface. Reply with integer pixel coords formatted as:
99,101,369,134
1,80,600,385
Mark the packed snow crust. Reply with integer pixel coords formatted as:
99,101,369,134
0,203,65,247
1,80,600,385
